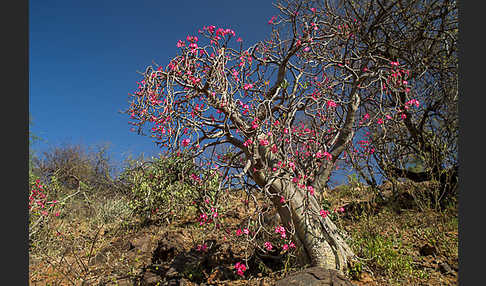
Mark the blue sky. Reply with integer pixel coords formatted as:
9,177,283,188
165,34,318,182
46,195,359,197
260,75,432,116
29,0,278,169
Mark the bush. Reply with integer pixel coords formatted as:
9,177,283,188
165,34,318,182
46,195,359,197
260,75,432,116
32,143,115,197
118,153,215,223
351,232,414,280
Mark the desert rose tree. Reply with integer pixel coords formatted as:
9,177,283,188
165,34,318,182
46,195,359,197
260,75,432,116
336,0,458,207
126,0,426,271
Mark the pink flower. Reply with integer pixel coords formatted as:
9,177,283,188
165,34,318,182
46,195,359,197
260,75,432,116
243,139,253,147
235,229,243,236
243,228,250,235
259,139,269,146
406,99,419,108
251,119,259,129
197,244,207,252
280,196,286,203
275,226,287,238
288,162,295,171
327,100,337,108
264,241,273,251
270,144,278,153
176,40,185,48
282,244,289,251
189,42,198,50
181,138,190,147
199,213,208,225
243,83,253,90
236,37,243,42
377,118,384,124
235,262,247,277
322,151,332,160
289,242,296,248
307,185,315,196
320,209,329,218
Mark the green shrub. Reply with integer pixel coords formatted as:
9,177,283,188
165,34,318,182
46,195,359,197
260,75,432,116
351,232,413,280
118,153,212,222
95,196,133,224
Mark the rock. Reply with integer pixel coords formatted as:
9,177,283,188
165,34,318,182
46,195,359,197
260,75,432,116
439,262,454,275
141,271,162,285
275,267,355,286
419,244,436,256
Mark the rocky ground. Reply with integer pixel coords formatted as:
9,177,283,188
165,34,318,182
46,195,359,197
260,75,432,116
29,181,458,286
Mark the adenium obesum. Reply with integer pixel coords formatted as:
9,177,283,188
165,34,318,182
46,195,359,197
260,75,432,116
127,2,421,270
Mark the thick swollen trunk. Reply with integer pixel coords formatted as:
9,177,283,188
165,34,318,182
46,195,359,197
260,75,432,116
252,171,355,272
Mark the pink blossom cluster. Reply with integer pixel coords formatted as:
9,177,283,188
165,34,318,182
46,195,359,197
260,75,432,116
384,60,412,93
264,241,273,251
198,207,218,226
320,206,345,218
275,225,287,239
196,243,207,252
405,99,420,109
29,179,60,217
315,150,332,160
235,228,250,236
234,262,247,277
243,139,253,147
282,242,296,251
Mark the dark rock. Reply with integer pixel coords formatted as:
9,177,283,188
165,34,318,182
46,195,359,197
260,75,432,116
151,232,187,265
275,267,355,286
439,262,454,275
419,244,436,256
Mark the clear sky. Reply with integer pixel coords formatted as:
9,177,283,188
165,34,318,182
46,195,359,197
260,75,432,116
29,0,278,169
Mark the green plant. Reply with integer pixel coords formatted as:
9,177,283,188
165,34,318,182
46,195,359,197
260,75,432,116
352,233,413,280
118,153,204,222
95,196,133,224
347,260,363,280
